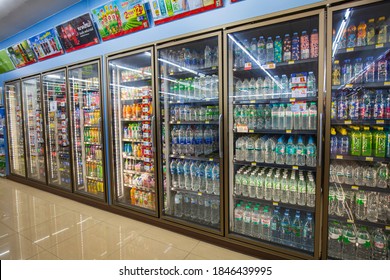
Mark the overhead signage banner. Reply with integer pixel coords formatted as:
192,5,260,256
0,49,16,74
28,29,64,61
149,0,223,25
6,40,37,68
55,13,100,53
91,0,150,41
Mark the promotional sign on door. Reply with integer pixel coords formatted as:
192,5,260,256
6,40,37,68
55,13,100,53
0,49,16,73
28,29,64,61
91,0,150,41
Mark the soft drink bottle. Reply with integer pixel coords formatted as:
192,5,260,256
342,59,353,85
354,58,364,83
283,34,292,62
292,33,300,61
366,18,376,45
257,36,266,65
361,126,372,156
377,58,388,82
310,29,319,58
347,24,357,48
377,16,388,44
274,36,282,63
350,126,362,156
300,31,310,60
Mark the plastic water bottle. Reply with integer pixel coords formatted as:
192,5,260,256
285,136,296,165
275,137,286,164
291,211,302,248
174,192,183,217
211,198,220,225
289,172,298,205
204,127,213,155
190,194,198,220
306,137,316,167
170,160,178,188
186,126,194,155
271,104,279,130
328,221,342,259
234,203,244,233
204,198,211,224
264,173,273,201
178,127,186,155
264,137,276,163
296,137,306,166
243,205,252,236
308,103,317,130
270,208,281,243
273,173,281,202
249,172,257,198
356,226,371,260
303,213,314,252
285,104,293,130
171,126,178,154
183,193,191,218
355,191,367,220
198,162,206,192
272,75,281,99
257,36,266,65
212,164,220,195
245,137,255,162
297,176,307,206
205,163,213,194
281,174,289,203
183,160,191,190
342,224,357,259
294,108,301,130
255,136,265,163
190,161,199,191
301,106,309,130
194,125,203,156
256,171,265,199
256,77,264,99
281,74,289,98
204,45,211,68
263,77,272,100
367,192,378,222
261,207,271,241
251,207,261,238
197,195,204,221
278,104,286,129
177,160,184,188
235,137,245,161
306,177,316,207
281,209,292,245
241,172,249,197
307,72,317,97
372,228,388,260
266,37,274,63
235,171,242,195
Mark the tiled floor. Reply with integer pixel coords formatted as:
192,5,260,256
0,179,256,260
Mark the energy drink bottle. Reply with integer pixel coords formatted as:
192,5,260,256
377,16,388,44
283,34,292,62
350,126,362,156
373,127,386,157
361,127,372,157
357,21,367,46
364,57,375,82
332,60,341,85
274,36,282,63
292,32,300,61
310,29,319,58
347,24,357,48
377,58,388,82
366,18,376,45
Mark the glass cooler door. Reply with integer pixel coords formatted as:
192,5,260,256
325,1,390,260
5,80,26,177
68,61,105,199
22,76,46,183
157,32,223,233
226,11,324,258
108,48,158,214
42,70,72,190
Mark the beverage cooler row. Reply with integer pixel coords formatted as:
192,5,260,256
4,1,390,259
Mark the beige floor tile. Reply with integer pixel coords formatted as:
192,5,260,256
0,233,44,260
0,223,16,240
191,241,258,260
27,250,61,260
19,212,102,250
106,235,189,260
184,253,207,260
142,227,199,252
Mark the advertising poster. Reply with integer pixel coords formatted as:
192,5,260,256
28,29,64,61
149,0,223,25
6,40,37,68
91,0,150,41
56,13,100,53
0,49,16,74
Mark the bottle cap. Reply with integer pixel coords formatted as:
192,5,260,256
312,29,318,33
285,34,290,37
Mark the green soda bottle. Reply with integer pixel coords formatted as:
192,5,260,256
361,126,372,156
350,126,362,156
373,126,386,157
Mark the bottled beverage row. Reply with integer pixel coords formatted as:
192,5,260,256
234,102,317,131
171,125,219,156
235,135,317,167
167,75,219,101
86,179,104,194
170,159,220,195
330,161,390,189
328,221,389,260
170,105,219,122
333,16,389,49
124,173,155,191
83,109,101,125
123,143,153,159
130,187,156,210
123,123,148,141
120,66,152,82
86,145,103,162
234,29,319,67
233,202,314,252
124,158,153,173
86,161,103,179
328,186,390,223
122,103,152,119
332,89,390,120
332,57,389,85
234,72,317,101
162,45,218,72
173,192,220,226
330,126,389,158
235,167,316,207
84,127,101,143
83,91,100,108
120,86,152,100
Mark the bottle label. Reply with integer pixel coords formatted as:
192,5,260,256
261,218,270,226
329,232,340,240
252,217,260,224
374,241,385,249
243,215,251,223
357,237,369,245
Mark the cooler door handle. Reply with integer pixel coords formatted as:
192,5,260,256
318,112,323,167
151,115,155,153
219,114,223,158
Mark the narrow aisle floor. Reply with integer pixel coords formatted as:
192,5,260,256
0,179,256,260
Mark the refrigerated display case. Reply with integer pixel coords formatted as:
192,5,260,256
22,76,46,183
324,0,390,260
225,10,325,258
5,80,26,177
108,48,158,214
0,103,6,177
42,69,72,190
156,32,223,233
68,61,105,199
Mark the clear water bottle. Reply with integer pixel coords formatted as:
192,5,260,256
342,224,357,259
249,172,257,198
190,194,198,220
270,207,281,243
308,103,317,130
281,174,289,203
291,211,303,248
190,161,199,191
280,74,289,98
212,164,220,195
171,126,178,155
183,160,191,190
195,125,203,156
264,104,272,129
177,160,184,188
183,193,191,218
261,206,271,241
245,137,255,162
367,192,379,222
257,36,266,65
174,192,183,217
307,72,317,97
198,162,206,192
256,77,264,99
281,209,292,245
289,172,298,205
204,198,211,224
205,163,213,194
264,137,276,163
328,221,343,259
211,198,220,226
285,104,293,130
204,45,211,68
356,226,371,260
285,136,296,165
263,77,272,100
275,137,286,165
197,195,204,221
235,171,242,195
301,106,309,130
234,203,244,233
243,205,252,236
294,108,301,130
273,173,281,202
355,191,367,221
306,177,316,207
255,136,265,163
296,137,306,166
335,188,345,217
306,137,316,167
266,37,274,63
278,104,286,129
241,172,249,197
297,176,307,206
303,213,314,252
170,159,178,188
251,207,261,238
256,171,265,199
372,228,388,260
264,173,273,201
271,104,279,130
235,137,245,161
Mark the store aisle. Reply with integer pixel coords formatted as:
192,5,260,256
0,179,256,260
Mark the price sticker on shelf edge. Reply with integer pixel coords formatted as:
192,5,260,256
376,120,385,124
366,157,374,161
288,60,295,65
244,62,252,70
272,202,278,206
346,47,354,52
286,129,292,134
292,166,298,170
344,120,352,124
336,155,343,159
209,158,214,161
347,219,354,224
251,162,256,166
385,225,390,231
376,43,384,49
249,129,254,133
250,100,256,103
351,186,359,190
236,124,248,133
384,81,390,86
198,192,202,196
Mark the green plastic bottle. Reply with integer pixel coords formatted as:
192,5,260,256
374,126,386,157
361,126,372,156
350,126,362,156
